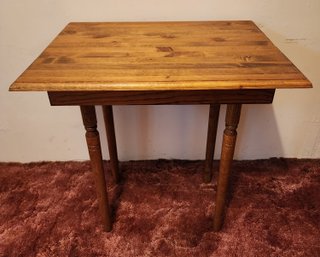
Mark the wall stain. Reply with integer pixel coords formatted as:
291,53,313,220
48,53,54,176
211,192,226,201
285,38,307,44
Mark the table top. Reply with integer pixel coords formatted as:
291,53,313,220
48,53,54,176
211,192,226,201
10,21,311,92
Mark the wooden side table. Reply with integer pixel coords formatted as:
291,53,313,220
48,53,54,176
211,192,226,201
10,21,311,232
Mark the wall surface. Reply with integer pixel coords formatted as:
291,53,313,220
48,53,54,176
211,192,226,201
1,0,319,162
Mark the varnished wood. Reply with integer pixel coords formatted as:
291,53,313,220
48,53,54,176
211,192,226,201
10,21,311,91
9,21,312,233
204,104,220,182
102,106,120,183
48,89,275,106
80,106,112,231
213,104,241,231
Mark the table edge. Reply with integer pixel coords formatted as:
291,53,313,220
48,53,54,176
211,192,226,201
9,80,312,92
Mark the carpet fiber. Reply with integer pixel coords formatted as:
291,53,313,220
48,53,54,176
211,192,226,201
0,159,319,257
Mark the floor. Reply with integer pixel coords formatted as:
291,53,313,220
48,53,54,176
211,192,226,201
0,158,319,257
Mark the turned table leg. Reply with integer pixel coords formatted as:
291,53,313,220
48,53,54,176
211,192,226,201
102,105,120,183
204,104,220,183
80,106,112,232
214,104,241,231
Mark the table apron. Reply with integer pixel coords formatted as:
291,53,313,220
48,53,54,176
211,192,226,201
48,89,275,106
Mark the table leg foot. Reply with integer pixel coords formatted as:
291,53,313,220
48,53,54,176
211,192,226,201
213,104,241,231
81,106,112,232
204,104,220,183
103,105,120,184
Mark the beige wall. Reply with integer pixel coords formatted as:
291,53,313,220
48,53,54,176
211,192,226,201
1,0,319,162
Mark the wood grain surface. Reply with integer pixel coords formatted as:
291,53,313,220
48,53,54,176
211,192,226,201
10,21,311,91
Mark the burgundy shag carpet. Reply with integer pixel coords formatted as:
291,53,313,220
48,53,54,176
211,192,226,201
0,159,319,257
